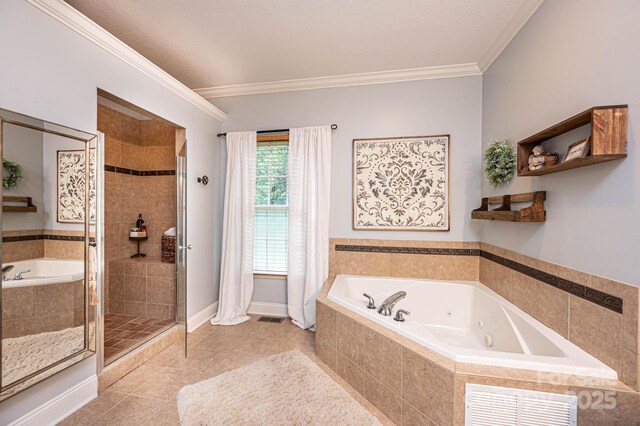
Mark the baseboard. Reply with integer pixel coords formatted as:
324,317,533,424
248,301,288,317
187,301,218,332
10,375,97,426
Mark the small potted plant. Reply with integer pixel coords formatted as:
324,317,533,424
545,152,560,166
484,139,516,187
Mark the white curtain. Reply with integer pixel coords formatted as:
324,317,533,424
287,126,332,329
211,131,257,326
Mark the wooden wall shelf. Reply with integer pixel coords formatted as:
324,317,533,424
517,105,628,176
2,196,37,213
472,191,546,222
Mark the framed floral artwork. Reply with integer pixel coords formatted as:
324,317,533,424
57,149,96,223
353,135,449,231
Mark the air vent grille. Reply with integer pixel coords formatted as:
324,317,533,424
465,384,576,426
257,316,285,323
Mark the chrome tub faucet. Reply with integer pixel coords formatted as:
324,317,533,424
2,265,14,281
14,269,31,280
377,291,406,316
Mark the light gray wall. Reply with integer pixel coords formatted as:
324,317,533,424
481,0,640,286
2,117,45,231
214,76,483,304
0,0,224,421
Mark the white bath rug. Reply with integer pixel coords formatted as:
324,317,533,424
2,326,84,385
176,349,382,426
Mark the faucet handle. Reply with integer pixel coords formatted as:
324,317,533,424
363,293,376,309
14,269,31,280
394,309,410,322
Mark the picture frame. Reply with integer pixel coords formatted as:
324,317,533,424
352,135,450,231
57,149,96,223
563,137,591,163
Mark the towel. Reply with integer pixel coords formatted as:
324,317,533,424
88,245,99,306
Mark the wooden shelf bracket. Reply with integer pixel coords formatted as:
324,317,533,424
472,191,546,222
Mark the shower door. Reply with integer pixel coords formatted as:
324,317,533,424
176,143,188,356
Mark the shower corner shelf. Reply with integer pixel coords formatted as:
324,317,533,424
2,195,37,212
472,191,546,222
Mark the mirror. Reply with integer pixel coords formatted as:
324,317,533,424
0,108,97,400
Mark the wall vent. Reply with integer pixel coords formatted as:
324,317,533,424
465,384,577,426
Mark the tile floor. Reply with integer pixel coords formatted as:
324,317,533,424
61,315,391,425
104,314,175,364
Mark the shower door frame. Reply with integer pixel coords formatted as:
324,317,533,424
176,139,188,356
94,89,188,372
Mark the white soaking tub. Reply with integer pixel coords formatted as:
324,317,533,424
328,274,617,380
1,258,84,288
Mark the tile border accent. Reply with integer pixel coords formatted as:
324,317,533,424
480,251,623,314
105,164,176,176
334,244,623,314
335,245,480,256
3,234,94,243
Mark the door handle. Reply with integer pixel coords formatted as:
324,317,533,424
178,244,192,250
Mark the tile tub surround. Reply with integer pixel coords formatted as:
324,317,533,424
330,238,639,390
316,281,640,425
2,229,89,262
330,239,480,281
107,257,176,320
2,279,84,338
480,243,640,392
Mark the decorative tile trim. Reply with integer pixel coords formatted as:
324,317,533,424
3,234,94,243
105,165,176,176
333,244,623,314
334,245,480,256
479,251,623,314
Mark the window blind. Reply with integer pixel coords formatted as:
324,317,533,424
254,141,288,274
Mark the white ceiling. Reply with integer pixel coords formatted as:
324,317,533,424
65,0,541,97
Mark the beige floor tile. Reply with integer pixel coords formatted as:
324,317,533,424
93,395,165,426
89,316,390,425
107,364,162,394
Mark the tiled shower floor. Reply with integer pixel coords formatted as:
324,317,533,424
104,314,174,364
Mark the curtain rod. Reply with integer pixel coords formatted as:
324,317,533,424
217,124,337,137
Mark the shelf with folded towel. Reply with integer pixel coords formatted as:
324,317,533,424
2,195,37,212
472,191,546,222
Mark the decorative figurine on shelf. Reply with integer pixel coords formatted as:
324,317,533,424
528,145,546,171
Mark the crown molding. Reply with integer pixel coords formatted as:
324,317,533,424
477,0,544,72
195,63,482,98
28,0,541,102
25,0,227,122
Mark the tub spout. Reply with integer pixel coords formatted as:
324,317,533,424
2,265,14,281
377,291,406,316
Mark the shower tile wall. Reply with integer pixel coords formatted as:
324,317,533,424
108,258,176,320
98,105,176,316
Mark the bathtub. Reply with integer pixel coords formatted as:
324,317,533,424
328,274,617,380
1,258,84,288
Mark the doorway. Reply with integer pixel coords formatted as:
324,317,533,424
96,90,187,367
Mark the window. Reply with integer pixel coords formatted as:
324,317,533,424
254,140,288,274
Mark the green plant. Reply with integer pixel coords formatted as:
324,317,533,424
484,139,516,187
2,158,23,189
